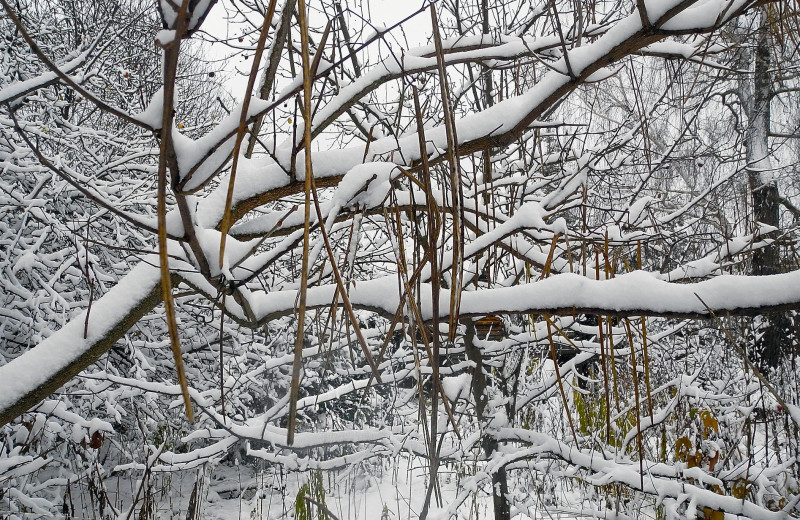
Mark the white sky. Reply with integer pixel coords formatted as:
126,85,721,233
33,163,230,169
199,0,430,101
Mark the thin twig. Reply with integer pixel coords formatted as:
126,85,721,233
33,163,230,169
218,0,280,269
287,0,314,446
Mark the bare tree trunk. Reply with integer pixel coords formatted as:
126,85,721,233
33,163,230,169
743,10,789,371
464,322,511,520
747,12,778,277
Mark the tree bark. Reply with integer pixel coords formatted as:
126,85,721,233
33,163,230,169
464,321,511,520
743,10,792,370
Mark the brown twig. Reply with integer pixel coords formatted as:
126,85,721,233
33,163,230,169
156,0,194,423
287,0,314,446
218,0,280,269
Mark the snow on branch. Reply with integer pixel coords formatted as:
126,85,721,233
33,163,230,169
247,269,800,323
0,262,164,427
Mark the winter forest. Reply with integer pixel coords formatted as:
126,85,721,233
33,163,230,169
1,0,800,518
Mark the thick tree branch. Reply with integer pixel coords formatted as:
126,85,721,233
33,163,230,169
0,264,168,428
